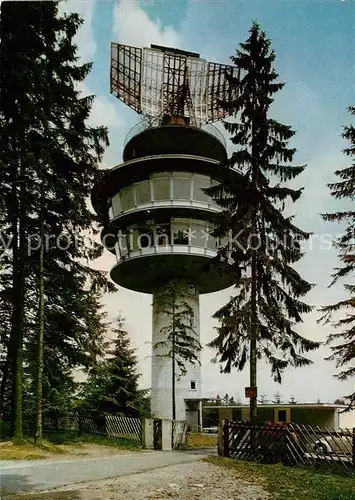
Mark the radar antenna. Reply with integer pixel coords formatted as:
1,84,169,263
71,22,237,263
110,42,239,128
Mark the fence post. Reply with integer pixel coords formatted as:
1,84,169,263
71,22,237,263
217,421,223,456
352,427,355,471
78,414,82,437
223,419,230,458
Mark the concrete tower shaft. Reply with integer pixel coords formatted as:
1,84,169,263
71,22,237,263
152,281,201,423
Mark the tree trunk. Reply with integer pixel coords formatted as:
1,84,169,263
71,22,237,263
249,252,257,424
0,348,11,417
172,291,176,421
11,173,25,443
249,98,258,426
35,188,45,446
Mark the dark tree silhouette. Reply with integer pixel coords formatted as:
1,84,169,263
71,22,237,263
206,22,320,423
319,107,355,410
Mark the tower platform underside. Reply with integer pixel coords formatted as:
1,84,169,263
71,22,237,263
110,252,233,294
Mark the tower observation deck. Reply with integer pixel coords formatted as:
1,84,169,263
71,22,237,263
91,43,241,428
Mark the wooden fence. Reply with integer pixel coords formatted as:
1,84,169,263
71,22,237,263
221,420,355,474
44,413,187,449
172,420,189,450
105,415,142,441
1,413,188,450
43,412,143,443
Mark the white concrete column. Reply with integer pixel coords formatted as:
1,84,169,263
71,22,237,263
161,419,173,450
142,418,154,449
151,280,201,422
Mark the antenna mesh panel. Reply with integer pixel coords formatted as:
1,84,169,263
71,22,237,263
110,43,239,125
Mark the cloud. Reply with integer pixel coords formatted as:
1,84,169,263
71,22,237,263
79,82,123,130
112,0,180,47
58,0,97,62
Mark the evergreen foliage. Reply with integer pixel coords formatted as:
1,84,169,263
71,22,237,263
272,392,284,404
205,23,320,418
0,1,114,437
152,281,201,419
80,314,150,417
153,282,201,376
319,106,355,409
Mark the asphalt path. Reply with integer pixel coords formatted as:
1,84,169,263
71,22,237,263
1,448,216,494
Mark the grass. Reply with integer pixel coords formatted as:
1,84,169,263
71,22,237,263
0,440,67,460
0,432,141,460
45,431,141,450
187,432,217,448
205,457,355,500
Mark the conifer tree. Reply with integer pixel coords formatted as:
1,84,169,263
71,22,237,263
152,282,201,420
206,23,320,422
82,314,149,416
222,393,230,406
0,1,113,438
272,392,283,404
319,106,355,409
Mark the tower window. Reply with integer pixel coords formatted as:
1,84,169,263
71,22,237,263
120,186,134,211
135,180,151,204
172,219,189,245
172,173,191,200
111,192,121,216
152,174,170,200
193,175,210,203
190,381,196,390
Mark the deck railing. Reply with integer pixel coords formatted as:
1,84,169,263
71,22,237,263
123,119,226,149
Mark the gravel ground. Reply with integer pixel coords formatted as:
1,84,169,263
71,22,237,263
44,461,270,500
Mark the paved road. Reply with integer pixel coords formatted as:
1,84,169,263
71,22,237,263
1,448,216,494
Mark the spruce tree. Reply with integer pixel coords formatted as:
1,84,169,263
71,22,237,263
0,1,113,438
152,281,201,420
206,23,320,422
82,314,148,416
319,106,355,409
222,393,230,406
272,392,283,404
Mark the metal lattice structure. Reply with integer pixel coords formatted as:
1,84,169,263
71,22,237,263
110,43,239,127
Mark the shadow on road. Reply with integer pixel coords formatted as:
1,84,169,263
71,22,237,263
1,473,34,495
1,473,79,499
183,447,217,455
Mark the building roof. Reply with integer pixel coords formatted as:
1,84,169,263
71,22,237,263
207,404,347,410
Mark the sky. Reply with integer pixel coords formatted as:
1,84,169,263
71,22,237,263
60,0,354,404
